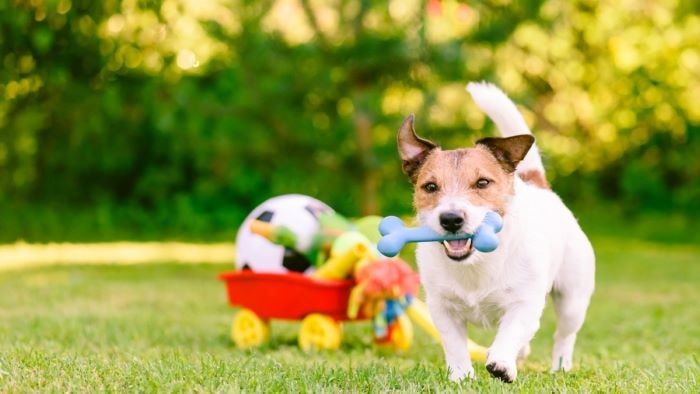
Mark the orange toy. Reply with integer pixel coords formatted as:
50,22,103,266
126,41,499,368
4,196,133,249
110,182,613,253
347,258,419,350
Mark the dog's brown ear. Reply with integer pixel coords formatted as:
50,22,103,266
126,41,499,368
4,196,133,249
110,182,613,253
397,114,437,182
477,135,535,173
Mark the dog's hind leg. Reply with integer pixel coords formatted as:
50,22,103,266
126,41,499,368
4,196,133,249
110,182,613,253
551,238,595,373
550,290,590,372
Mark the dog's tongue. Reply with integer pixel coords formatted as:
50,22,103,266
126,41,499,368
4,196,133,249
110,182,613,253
444,238,472,253
447,239,468,249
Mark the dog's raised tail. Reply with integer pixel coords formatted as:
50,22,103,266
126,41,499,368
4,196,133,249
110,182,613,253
466,82,549,189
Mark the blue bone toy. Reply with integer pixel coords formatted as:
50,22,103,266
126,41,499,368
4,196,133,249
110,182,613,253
377,212,504,257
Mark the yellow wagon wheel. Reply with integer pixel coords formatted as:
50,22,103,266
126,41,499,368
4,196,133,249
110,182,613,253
390,314,414,351
298,314,342,351
231,309,270,349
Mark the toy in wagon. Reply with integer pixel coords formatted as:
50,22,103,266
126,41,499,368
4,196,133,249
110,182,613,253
219,194,488,359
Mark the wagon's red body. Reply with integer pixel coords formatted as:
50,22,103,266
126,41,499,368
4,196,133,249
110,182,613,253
219,271,358,321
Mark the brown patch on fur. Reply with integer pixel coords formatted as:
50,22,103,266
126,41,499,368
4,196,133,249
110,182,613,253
476,135,535,173
402,150,434,183
519,169,550,189
412,146,514,217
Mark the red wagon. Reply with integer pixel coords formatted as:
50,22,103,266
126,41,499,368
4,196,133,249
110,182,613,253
220,271,374,350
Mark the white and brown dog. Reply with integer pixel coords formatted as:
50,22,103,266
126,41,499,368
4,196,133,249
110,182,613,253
397,82,595,383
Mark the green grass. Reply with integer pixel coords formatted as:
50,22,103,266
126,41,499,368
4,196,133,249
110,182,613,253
1,237,699,392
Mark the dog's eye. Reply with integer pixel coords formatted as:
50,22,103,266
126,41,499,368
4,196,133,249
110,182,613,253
476,178,491,189
422,182,439,193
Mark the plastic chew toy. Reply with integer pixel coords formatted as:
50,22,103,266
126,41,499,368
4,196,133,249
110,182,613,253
377,211,504,257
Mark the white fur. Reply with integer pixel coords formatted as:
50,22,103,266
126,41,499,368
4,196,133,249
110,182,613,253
418,82,595,382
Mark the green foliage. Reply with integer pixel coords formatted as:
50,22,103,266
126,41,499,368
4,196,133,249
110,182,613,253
1,0,699,241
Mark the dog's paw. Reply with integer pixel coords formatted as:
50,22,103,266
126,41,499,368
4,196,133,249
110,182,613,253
448,365,476,382
485,359,517,383
549,355,572,374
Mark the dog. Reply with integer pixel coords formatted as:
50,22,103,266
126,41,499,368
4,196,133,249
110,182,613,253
396,82,595,383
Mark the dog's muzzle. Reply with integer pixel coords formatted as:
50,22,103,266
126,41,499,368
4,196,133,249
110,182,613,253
438,211,474,260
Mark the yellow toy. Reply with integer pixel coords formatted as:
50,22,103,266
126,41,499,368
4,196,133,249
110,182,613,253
313,242,369,280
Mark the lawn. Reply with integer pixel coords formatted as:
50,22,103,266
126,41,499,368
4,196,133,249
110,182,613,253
1,235,699,392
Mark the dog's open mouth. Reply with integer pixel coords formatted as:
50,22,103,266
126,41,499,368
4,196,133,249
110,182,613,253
442,238,474,261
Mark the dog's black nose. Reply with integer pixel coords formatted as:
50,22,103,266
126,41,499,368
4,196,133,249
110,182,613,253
439,212,464,233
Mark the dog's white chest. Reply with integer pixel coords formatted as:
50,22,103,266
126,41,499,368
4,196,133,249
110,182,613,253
438,278,507,327
416,243,519,327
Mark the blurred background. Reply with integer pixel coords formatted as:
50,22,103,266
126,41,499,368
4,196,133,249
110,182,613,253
2,0,699,243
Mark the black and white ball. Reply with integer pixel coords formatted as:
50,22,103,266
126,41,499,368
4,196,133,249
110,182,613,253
235,194,333,274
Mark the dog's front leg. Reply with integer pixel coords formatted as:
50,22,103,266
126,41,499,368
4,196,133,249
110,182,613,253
486,299,545,383
427,297,474,381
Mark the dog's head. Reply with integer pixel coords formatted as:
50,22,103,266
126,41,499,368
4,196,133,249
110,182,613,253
397,114,534,262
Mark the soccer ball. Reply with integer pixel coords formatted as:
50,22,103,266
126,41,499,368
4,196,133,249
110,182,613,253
234,194,334,274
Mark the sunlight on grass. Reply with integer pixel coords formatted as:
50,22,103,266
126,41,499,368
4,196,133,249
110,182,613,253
0,238,699,391
0,242,234,271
